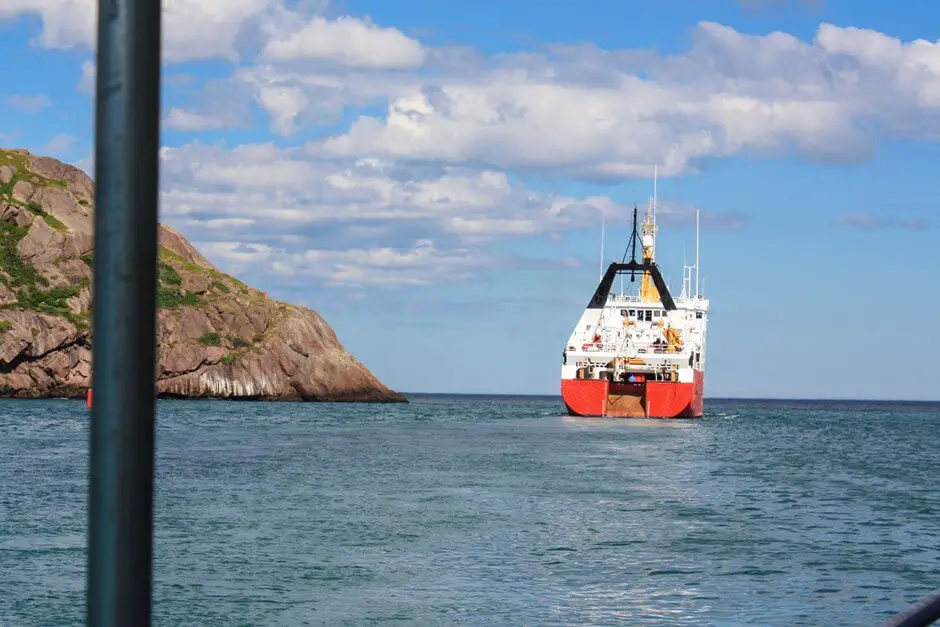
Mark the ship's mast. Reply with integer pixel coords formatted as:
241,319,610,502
639,165,660,302
695,207,700,298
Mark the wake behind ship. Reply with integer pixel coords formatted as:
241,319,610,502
560,190,709,419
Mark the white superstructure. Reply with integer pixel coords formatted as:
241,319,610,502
561,196,708,388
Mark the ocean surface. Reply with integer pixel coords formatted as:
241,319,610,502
0,396,938,626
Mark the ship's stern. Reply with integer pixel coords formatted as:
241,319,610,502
561,372,703,419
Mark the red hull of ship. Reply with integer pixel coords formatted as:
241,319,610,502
561,370,704,418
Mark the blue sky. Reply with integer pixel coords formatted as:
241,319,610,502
1,0,938,400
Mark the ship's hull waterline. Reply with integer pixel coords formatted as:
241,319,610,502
561,370,704,418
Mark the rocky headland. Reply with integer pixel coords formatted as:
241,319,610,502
0,148,406,402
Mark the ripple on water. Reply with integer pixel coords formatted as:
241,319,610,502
0,397,938,626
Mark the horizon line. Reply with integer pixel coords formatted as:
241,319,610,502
401,392,940,404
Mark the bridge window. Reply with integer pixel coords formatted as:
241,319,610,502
695,311,703,319
620,309,628,317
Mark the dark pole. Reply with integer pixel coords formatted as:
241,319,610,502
882,589,940,627
87,0,162,624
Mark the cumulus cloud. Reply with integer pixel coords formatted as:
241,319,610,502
165,109,229,131
254,85,309,135
261,15,426,69
15,6,940,180
294,239,483,286
0,0,406,67
158,142,638,236
12,5,939,291
304,21,907,178
193,238,486,287
0,0,95,50
12,4,940,179
178,20,937,182
154,142,740,286
161,0,274,63
193,236,585,288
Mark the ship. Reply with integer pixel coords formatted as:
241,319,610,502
560,178,709,418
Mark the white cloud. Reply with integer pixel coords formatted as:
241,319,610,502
447,217,540,236
183,218,257,229
198,240,276,264
153,141,745,286
165,108,229,131
158,142,649,237
14,8,940,291
6,94,52,113
296,240,483,286
1,0,423,70
261,15,426,69
234,64,410,130
194,237,484,287
254,85,309,135
0,0,95,50
10,5,940,178
814,23,940,109
161,0,273,63
217,21,928,179
0,0,336,64
34,5,940,180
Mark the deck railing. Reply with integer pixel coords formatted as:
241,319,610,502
575,339,688,355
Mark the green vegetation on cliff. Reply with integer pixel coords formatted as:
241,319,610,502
156,256,205,309
26,202,68,233
0,222,47,288
2,149,246,327
0,149,406,403
0,153,90,329
0,150,70,195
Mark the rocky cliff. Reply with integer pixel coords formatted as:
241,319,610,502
0,148,406,402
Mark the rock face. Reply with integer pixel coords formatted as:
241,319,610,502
0,148,406,402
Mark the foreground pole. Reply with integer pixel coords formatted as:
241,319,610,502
87,0,162,624
882,590,940,627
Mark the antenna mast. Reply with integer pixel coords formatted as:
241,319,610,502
695,208,700,297
653,164,658,228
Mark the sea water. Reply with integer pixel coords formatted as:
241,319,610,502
0,396,937,626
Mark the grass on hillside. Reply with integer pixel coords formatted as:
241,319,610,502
0,151,258,329
0,221,84,326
